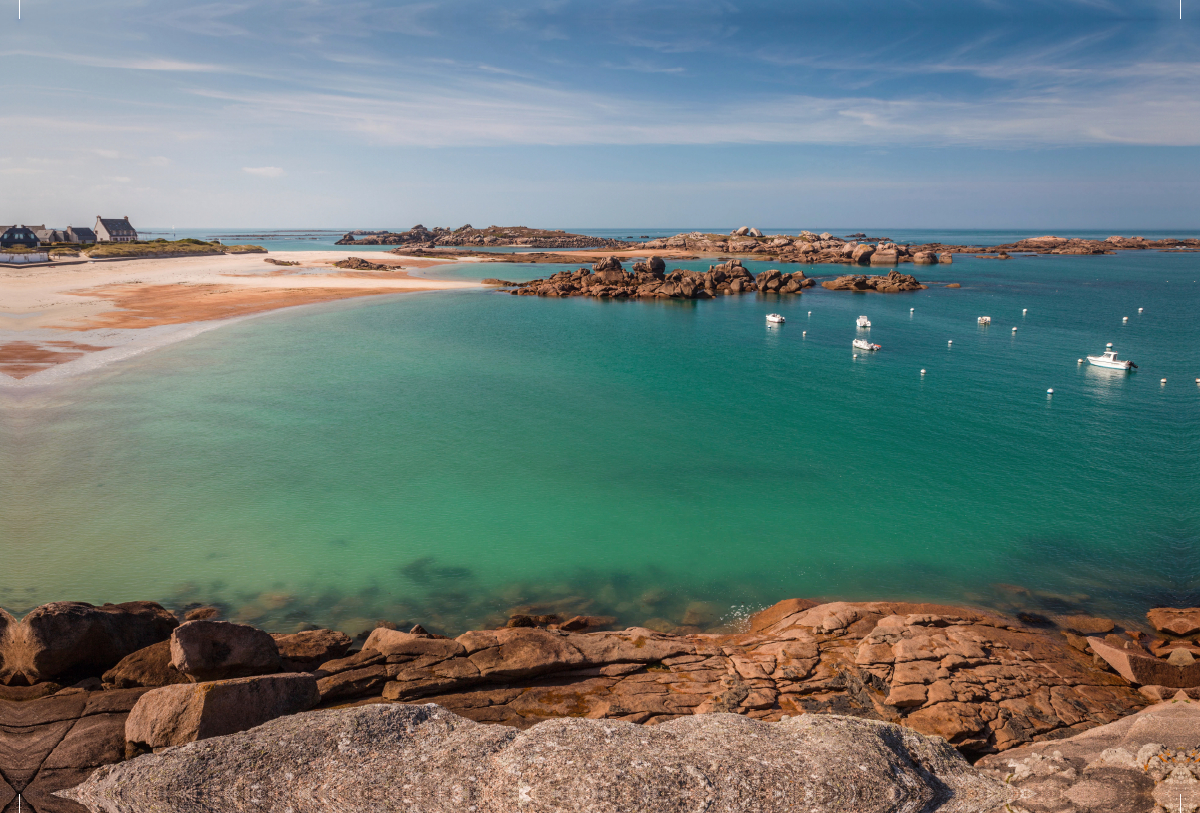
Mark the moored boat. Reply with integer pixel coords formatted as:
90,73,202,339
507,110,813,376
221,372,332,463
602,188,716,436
852,338,880,351
766,313,785,324
856,315,871,328
1087,343,1137,370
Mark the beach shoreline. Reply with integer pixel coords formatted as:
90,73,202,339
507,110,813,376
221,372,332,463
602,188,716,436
0,251,479,387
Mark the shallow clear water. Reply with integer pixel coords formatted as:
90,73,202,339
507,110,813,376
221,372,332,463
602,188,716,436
2,252,1197,634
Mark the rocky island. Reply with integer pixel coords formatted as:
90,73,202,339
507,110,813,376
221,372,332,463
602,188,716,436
5,597,1200,811
488,257,930,299
336,224,637,250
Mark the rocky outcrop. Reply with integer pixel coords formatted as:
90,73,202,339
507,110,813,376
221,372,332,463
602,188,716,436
1,599,1181,810
337,225,636,250
976,695,1200,813
64,704,1014,813
821,270,927,293
169,621,280,682
507,257,813,299
124,674,319,753
332,257,402,271
0,602,178,685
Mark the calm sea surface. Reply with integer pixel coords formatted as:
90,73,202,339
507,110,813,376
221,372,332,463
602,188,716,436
2,245,1197,633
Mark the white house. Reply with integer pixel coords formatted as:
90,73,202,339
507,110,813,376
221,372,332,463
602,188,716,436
95,216,138,242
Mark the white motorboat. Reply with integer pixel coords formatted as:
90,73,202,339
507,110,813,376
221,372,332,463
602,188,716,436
856,315,871,328
766,313,785,324
978,316,991,325
852,338,880,351
1087,343,1137,370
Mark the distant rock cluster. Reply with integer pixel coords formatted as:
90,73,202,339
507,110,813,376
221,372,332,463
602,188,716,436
495,257,815,299
336,224,635,250
641,231,956,265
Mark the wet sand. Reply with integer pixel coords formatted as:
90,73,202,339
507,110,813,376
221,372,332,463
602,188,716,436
0,251,478,384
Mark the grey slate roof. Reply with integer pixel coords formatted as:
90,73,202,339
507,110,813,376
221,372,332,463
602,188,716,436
98,218,135,234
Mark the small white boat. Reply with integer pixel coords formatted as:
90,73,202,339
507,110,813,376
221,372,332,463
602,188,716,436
766,313,785,324
853,338,880,351
856,315,871,328
1087,343,1137,370
978,316,991,325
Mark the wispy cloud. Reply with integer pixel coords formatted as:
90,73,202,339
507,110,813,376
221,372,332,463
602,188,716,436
243,166,285,177
1,50,227,73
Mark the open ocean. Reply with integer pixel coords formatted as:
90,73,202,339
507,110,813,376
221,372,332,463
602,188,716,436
2,233,1197,634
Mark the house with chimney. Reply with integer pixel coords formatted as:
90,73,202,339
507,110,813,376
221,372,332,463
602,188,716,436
95,216,138,243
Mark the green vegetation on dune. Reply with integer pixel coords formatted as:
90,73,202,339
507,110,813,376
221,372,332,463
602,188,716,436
82,240,266,258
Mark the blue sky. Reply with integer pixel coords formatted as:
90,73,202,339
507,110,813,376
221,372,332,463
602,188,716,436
3,0,1199,228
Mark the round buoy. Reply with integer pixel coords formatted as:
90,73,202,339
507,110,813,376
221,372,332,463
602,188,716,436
1012,327,1018,332
1107,343,1113,348
802,331,806,336
947,340,952,346
920,369,926,375
1047,388,1053,394
853,353,858,359
807,311,811,316
910,308,915,312
1139,307,1144,313
1023,308,1027,315
1123,316,1128,322
1161,379,1167,385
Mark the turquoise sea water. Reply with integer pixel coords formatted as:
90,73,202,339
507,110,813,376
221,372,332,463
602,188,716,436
2,251,1198,634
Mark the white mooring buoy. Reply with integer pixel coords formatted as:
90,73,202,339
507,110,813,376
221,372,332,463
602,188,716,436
1123,316,1128,322
807,311,811,316
1047,388,1053,395
802,330,806,337
920,369,926,375
948,340,952,346
1161,379,1167,385
1078,359,1084,364
1012,327,1018,332
1139,307,1144,313
853,353,858,358
910,307,915,312
1023,308,1027,315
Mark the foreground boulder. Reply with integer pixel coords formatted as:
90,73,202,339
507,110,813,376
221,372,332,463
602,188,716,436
0,602,178,685
977,695,1200,813
170,620,280,681
124,673,319,752
65,704,1014,813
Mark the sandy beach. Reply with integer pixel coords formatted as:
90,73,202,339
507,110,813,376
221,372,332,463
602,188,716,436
0,251,478,384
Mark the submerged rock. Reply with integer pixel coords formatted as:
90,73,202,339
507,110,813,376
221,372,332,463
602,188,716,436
64,703,1014,813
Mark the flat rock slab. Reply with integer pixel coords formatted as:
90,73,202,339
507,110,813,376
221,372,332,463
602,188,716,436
63,703,1015,813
